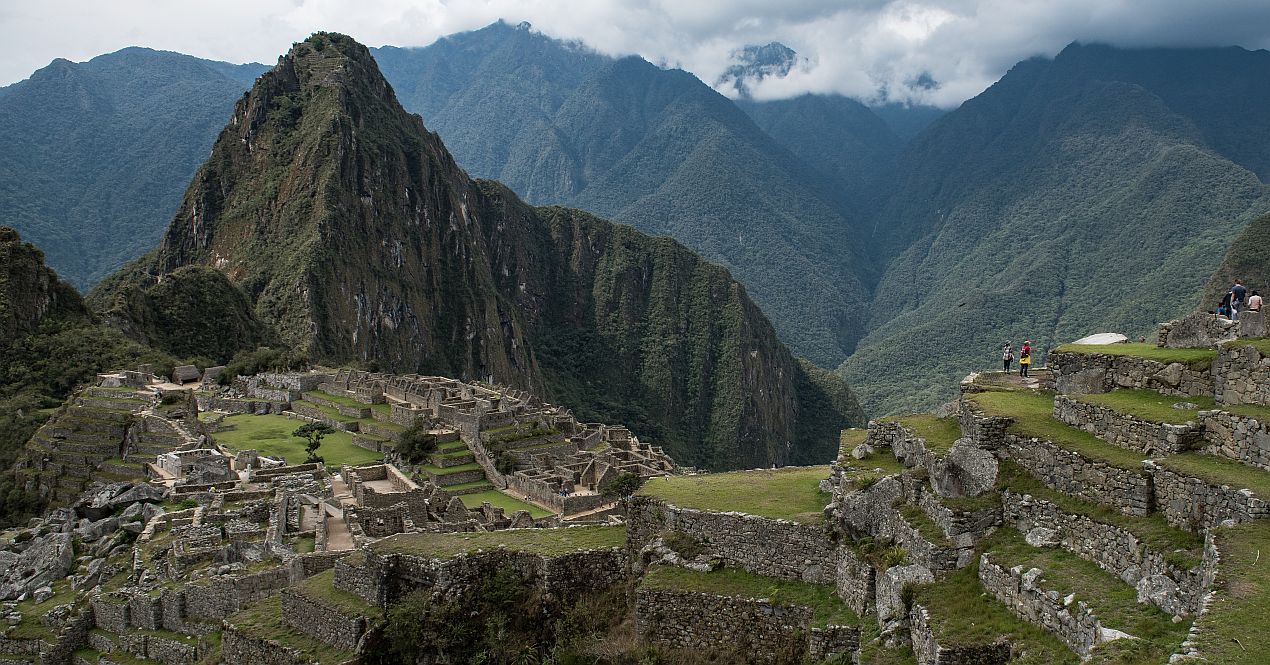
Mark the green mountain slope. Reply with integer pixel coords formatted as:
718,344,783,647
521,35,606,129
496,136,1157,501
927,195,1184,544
840,44,1270,414
1201,212,1270,308
371,21,875,368
0,48,267,288
95,33,864,470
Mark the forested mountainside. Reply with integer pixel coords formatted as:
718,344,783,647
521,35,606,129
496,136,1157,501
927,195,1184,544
0,227,173,521
371,21,877,368
840,43,1270,414
1201,212,1270,309
92,33,864,470
0,48,267,288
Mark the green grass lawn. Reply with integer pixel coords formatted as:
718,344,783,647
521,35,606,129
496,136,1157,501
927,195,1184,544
640,565,857,628
883,413,962,453
1188,520,1270,663
458,490,555,519
8,579,76,639
1155,452,1270,498
372,524,625,558
1054,342,1216,369
637,466,832,524
981,529,1189,664
1072,389,1215,424
972,391,1147,470
912,562,1076,665
209,414,382,468
302,389,366,409
996,461,1203,569
421,461,482,475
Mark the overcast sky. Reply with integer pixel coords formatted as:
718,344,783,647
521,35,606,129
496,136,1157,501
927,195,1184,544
3,0,1270,106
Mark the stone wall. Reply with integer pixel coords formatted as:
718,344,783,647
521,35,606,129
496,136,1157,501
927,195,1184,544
634,587,858,664
833,547,875,616
280,590,368,652
1001,435,1152,516
909,603,1011,665
627,496,838,584
1053,395,1203,455
957,397,1011,451
1214,343,1270,407
1049,350,1214,397
977,553,1101,657
1202,409,1270,471
221,627,322,665
1001,490,1207,616
1147,461,1270,530
195,395,287,415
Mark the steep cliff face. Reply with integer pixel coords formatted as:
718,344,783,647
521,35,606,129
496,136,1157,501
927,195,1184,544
0,226,89,338
99,33,863,469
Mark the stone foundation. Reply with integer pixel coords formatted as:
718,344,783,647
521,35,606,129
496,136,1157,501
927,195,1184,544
1053,394,1203,455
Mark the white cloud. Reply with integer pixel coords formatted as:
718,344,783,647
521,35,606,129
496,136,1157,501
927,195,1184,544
2,0,1269,107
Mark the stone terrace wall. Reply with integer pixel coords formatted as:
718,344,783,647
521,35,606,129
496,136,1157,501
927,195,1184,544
957,396,1011,451
634,587,858,664
1202,410,1270,471
1000,434,1152,516
909,603,1011,665
1001,490,1207,616
280,590,368,652
1053,395,1203,455
977,553,1102,657
1049,350,1214,398
834,546,875,616
221,627,321,665
1214,343,1270,407
627,496,838,584
1147,461,1270,530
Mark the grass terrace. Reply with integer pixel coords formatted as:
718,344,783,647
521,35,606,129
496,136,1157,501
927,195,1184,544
839,428,867,458
8,579,76,639
420,461,482,476
458,489,555,519
295,569,381,618
896,503,952,547
1072,389,1215,424
204,413,382,468
1053,342,1216,369
912,562,1076,665
1155,452,1270,498
1229,337,1270,356
640,565,858,628
372,524,625,558
883,413,961,454
1187,520,1270,663
302,389,366,409
637,466,832,524
980,528,1190,664
971,391,1147,470
996,461,1203,569
227,595,353,665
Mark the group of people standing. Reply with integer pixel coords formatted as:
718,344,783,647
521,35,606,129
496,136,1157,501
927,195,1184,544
1217,279,1262,321
1002,340,1032,377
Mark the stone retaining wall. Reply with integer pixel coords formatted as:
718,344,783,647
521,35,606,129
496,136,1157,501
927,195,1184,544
627,496,837,584
977,553,1102,657
1050,350,1214,397
957,397,1011,451
1147,461,1270,530
1215,343,1270,407
833,546,875,616
1202,410,1270,471
909,603,1011,665
280,590,368,652
1001,435,1152,516
195,395,287,415
222,626,324,665
1001,490,1207,615
634,587,858,663
1053,395,1203,455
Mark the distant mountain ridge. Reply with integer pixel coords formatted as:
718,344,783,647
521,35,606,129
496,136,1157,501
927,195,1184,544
92,32,864,470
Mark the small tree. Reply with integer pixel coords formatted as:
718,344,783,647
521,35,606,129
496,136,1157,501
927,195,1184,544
599,471,643,498
293,422,334,464
397,420,438,464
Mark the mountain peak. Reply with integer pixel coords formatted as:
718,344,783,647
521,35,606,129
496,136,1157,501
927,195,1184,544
717,42,800,98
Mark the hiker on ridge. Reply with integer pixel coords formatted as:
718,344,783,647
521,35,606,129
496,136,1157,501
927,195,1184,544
1019,340,1032,378
1002,342,1014,373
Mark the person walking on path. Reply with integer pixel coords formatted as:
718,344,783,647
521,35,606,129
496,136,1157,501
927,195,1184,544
1002,342,1014,373
1019,340,1032,378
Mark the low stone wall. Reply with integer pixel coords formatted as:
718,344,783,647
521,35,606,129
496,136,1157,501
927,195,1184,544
634,587,858,664
195,395,288,415
222,626,324,665
1001,435,1152,516
182,567,291,620
909,603,1011,665
1001,490,1207,615
1202,409,1270,471
280,590,368,652
1053,395,1203,455
1214,343,1270,407
627,496,838,584
978,553,1101,657
1147,461,1270,530
834,547,875,616
957,397,1011,451
1049,350,1214,397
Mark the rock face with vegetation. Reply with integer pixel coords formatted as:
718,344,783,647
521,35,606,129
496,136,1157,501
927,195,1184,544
1201,212,1270,309
94,33,863,471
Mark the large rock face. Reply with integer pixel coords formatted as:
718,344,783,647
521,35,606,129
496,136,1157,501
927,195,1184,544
94,33,863,470
0,227,90,339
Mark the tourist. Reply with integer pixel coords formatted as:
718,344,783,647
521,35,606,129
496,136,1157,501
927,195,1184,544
1233,280,1248,307
1219,291,1233,318
1249,290,1263,313
1002,342,1014,373
1019,341,1032,378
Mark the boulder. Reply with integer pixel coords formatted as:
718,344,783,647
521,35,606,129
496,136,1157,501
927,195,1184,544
73,516,119,543
876,564,934,644
1159,311,1236,349
0,532,74,600
1070,332,1128,345
74,482,133,520
1239,310,1267,339
931,439,998,498
108,482,167,508
1025,527,1060,548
